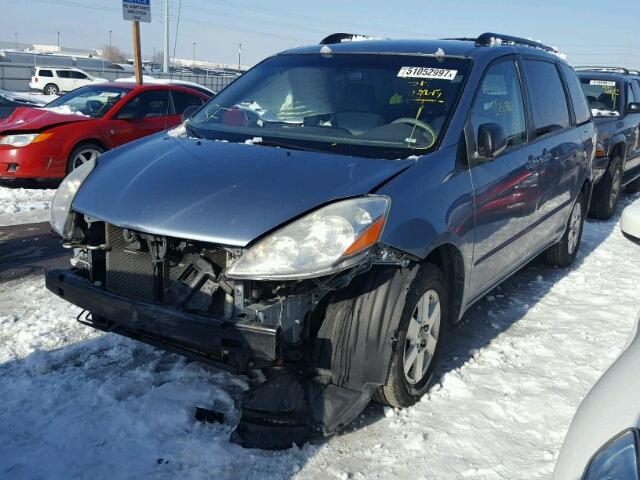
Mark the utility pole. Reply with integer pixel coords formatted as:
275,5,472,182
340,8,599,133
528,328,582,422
14,33,18,51
192,42,196,70
132,21,143,85
163,0,169,73
238,42,242,70
108,30,112,60
57,31,60,52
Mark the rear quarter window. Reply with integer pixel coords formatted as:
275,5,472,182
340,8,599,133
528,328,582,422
522,59,571,136
560,64,591,125
38,69,53,77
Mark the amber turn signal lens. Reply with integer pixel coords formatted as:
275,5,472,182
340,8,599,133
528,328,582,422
343,217,385,257
32,133,54,144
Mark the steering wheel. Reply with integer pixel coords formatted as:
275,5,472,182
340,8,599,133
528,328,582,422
85,100,103,116
391,117,437,149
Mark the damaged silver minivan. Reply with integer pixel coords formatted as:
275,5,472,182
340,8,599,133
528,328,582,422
46,33,594,448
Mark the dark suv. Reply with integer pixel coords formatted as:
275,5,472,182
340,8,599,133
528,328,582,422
46,33,595,448
577,67,640,219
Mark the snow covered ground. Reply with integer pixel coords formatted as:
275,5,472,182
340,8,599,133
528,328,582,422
1,196,639,480
0,185,56,226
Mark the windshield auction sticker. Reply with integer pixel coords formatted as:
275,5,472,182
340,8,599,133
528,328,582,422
589,80,616,86
397,67,457,80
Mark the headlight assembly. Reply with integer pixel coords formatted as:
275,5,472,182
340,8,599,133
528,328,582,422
226,196,390,280
583,429,639,480
50,158,97,239
0,133,51,147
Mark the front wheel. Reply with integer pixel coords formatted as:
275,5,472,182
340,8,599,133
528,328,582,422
375,264,448,407
544,191,585,267
589,156,622,220
67,142,104,173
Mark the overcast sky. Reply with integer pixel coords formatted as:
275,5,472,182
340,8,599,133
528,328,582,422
1,0,639,68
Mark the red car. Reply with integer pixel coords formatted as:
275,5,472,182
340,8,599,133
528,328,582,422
0,83,210,180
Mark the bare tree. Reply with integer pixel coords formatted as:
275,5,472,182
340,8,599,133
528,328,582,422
101,44,127,63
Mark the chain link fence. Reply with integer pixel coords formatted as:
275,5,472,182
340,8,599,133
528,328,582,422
0,62,239,93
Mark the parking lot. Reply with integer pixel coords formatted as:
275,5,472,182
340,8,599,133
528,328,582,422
4,1,640,477
1,185,638,479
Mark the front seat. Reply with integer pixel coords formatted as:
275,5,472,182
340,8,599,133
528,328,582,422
335,84,384,135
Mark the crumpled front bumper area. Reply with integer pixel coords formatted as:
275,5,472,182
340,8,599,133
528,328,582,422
45,268,373,449
45,268,279,371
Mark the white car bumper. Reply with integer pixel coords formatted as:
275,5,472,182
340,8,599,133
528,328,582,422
621,198,640,241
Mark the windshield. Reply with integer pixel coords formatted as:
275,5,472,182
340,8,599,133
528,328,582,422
189,53,470,158
580,78,621,116
44,85,131,118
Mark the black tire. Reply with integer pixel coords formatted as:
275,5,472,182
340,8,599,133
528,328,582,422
313,264,448,409
67,142,104,174
374,263,448,408
544,191,585,267
44,83,59,95
589,156,622,220
625,176,640,194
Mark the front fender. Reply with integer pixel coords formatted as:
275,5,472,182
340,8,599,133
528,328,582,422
377,146,474,286
607,133,627,160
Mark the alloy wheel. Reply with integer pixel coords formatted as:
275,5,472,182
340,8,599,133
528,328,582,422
403,289,441,385
72,148,101,170
610,168,621,210
567,201,583,255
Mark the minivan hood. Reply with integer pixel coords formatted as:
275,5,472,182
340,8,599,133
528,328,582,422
0,107,91,132
73,135,414,246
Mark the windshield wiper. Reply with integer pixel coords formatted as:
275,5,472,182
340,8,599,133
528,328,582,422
184,121,202,139
256,138,325,152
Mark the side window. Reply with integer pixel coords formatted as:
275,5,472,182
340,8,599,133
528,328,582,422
627,83,637,104
116,90,172,119
57,70,71,79
470,59,527,151
38,69,53,78
632,80,640,102
560,64,591,125
522,59,571,136
171,91,204,114
70,71,88,79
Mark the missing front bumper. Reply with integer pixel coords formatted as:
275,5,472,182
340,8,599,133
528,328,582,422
45,268,280,372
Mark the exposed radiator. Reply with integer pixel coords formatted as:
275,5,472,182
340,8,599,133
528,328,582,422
105,224,155,301
104,225,228,305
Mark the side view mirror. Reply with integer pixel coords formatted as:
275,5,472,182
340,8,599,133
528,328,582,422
628,102,640,113
477,122,507,159
181,105,200,122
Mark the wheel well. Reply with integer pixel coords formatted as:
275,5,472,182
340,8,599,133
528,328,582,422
611,142,626,163
71,139,107,154
424,243,465,323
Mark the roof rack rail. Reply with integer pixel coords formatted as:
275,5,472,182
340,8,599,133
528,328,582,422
320,33,386,45
475,32,558,53
574,66,633,74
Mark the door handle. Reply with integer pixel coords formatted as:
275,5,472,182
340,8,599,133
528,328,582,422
526,155,541,171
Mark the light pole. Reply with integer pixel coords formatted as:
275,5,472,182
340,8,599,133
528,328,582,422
238,43,242,71
192,42,196,70
14,33,18,52
108,30,112,61
57,31,60,52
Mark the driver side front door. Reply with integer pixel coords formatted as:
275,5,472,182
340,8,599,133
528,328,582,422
108,90,176,147
468,57,540,298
